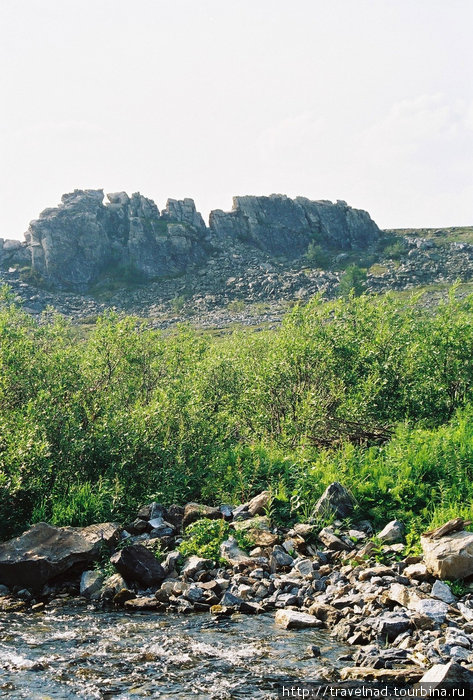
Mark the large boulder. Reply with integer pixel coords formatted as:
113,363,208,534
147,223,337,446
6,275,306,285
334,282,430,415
110,545,166,587
313,482,354,520
421,530,473,580
0,522,120,589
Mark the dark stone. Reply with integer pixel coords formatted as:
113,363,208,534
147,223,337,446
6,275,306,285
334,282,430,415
0,522,120,590
110,545,166,587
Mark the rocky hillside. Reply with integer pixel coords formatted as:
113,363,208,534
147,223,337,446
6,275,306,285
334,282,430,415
0,190,471,329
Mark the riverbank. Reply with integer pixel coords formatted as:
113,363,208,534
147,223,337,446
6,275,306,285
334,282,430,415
1,485,472,697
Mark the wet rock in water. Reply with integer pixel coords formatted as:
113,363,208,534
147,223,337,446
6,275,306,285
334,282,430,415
313,482,355,520
0,584,10,595
110,545,166,586
308,644,321,658
124,597,160,610
0,596,27,612
421,530,473,580
182,503,222,529
0,521,121,589
100,573,127,600
80,570,104,599
113,588,136,604
275,609,323,629
376,520,405,544
247,491,270,516
431,580,456,604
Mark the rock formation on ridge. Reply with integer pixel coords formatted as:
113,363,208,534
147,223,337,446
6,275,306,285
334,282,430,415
2,190,380,290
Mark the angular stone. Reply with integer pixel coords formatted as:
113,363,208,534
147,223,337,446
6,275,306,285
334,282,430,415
270,545,294,569
377,520,405,544
80,570,104,599
219,538,251,566
421,530,473,580
415,661,473,692
110,545,165,587
247,491,270,516
313,482,354,520
403,562,430,580
275,609,322,630
371,611,411,641
318,527,352,551
431,580,456,604
180,555,209,577
0,522,121,589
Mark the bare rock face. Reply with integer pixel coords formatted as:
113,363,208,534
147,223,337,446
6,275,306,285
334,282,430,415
18,189,380,292
421,530,473,580
0,521,121,589
26,190,208,290
209,195,379,256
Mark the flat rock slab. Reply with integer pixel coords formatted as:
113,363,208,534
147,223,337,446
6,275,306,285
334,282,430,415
0,521,120,589
275,609,323,629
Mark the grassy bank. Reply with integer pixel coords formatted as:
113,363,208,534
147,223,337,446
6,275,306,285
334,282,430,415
1,285,473,541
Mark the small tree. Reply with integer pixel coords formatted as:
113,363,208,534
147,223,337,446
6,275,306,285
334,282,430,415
338,264,367,298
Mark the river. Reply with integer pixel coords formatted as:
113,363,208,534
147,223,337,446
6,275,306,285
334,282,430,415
0,603,351,699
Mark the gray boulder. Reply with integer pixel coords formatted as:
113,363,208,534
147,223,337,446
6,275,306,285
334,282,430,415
313,482,355,520
0,522,120,589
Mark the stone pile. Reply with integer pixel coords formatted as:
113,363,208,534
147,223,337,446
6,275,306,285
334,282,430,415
0,483,472,684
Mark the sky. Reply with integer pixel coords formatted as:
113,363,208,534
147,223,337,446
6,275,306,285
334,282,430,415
1,0,472,240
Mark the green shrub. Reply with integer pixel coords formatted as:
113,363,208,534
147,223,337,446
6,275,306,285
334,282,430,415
178,518,253,563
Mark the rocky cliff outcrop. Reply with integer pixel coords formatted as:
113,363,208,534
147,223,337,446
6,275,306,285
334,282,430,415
5,190,380,290
25,190,209,290
209,195,379,255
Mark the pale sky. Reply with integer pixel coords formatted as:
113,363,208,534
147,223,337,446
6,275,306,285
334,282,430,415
1,0,472,240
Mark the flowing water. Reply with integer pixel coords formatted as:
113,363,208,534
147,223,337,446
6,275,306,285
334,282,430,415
0,605,351,699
